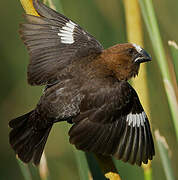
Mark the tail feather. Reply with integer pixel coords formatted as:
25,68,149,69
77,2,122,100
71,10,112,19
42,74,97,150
9,111,32,128
9,110,52,165
33,127,52,165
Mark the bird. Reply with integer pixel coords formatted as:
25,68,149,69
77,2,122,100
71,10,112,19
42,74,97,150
9,0,155,166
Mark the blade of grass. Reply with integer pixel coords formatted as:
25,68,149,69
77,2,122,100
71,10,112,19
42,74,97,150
73,149,90,180
123,0,152,179
85,153,107,180
154,130,175,180
168,40,178,82
139,0,178,140
17,158,32,180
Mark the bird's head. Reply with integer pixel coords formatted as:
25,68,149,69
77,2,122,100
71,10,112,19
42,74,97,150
100,43,152,81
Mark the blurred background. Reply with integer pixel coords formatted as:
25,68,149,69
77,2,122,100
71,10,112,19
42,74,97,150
0,0,178,179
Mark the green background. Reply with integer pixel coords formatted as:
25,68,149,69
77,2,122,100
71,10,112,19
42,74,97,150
0,0,178,179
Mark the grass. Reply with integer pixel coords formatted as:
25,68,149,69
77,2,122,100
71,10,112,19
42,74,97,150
139,0,178,140
17,158,32,180
168,40,178,82
138,0,177,179
155,130,175,180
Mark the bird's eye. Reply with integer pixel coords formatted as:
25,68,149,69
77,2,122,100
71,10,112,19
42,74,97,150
128,48,135,54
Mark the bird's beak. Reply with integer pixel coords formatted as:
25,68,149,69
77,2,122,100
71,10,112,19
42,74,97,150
134,49,152,64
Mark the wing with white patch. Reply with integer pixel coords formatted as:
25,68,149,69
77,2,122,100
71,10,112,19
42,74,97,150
69,81,155,166
20,0,103,85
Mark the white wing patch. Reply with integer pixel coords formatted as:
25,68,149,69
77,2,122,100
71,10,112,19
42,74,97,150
58,20,76,44
132,43,142,53
126,111,146,127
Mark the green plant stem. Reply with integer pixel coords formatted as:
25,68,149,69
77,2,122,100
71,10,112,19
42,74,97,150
143,167,152,180
139,0,178,140
17,159,32,180
73,149,90,180
155,130,175,180
86,153,107,180
168,41,178,82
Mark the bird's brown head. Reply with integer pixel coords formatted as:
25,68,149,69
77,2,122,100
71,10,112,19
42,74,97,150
99,43,151,81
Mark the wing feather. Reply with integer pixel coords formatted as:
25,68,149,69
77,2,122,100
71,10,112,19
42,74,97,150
20,0,103,85
122,125,134,162
69,81,155,166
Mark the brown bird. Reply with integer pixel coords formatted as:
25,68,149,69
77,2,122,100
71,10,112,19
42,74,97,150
9,0,155,166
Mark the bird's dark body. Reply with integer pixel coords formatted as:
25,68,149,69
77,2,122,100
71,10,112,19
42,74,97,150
9,0,155,166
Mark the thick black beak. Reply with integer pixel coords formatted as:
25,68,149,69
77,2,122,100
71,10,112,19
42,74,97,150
134,49,152,64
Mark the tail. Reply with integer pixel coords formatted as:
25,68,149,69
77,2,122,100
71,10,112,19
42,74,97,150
9,110,52,165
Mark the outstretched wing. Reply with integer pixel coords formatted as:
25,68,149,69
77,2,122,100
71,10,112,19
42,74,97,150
69,81,155,166
20,0,103,85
